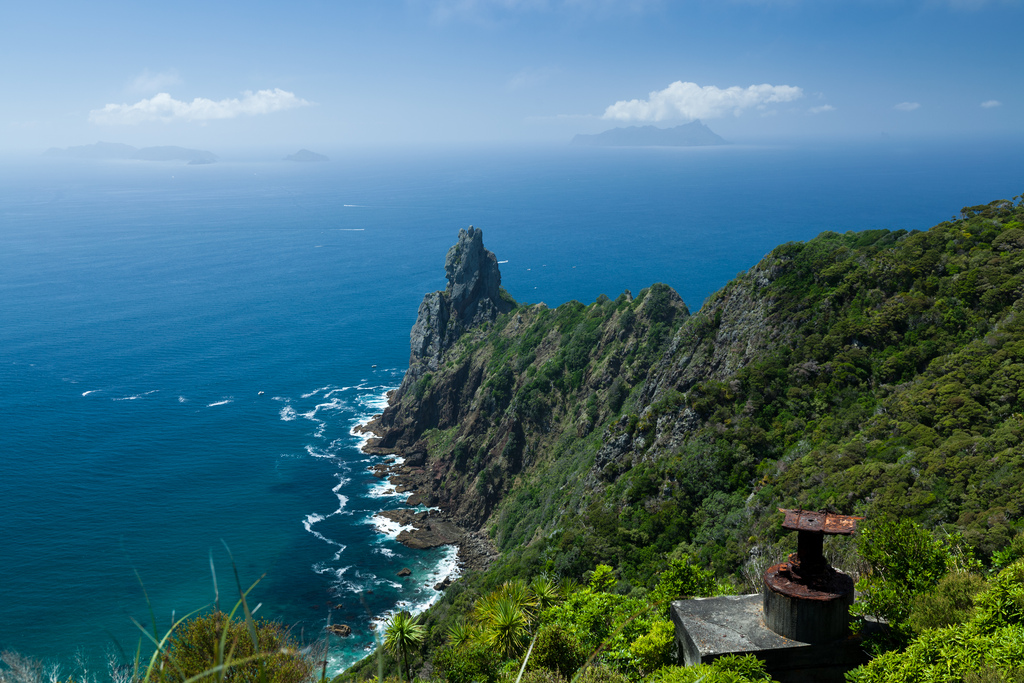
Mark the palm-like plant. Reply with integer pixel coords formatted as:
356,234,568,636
478,594,530,658
383,611,425,683
529,576,562,612
446,620,480,648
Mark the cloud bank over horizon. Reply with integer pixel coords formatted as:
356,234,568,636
602,81,804,122
89,89,310,125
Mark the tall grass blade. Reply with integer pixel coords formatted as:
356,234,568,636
513,630,539,683
134,568,161,646
209,550,220,613
221,541,268,683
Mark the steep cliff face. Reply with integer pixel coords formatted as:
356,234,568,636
376,227,514,452
406,226,514,382
370,198,1024,579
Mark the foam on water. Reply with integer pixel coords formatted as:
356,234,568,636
368,512,414,539
301,385,331,399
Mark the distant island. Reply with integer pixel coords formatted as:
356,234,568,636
44,142,218,165
570,120,727,147
285,149,329,162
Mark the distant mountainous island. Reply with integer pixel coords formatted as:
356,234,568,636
570,120,727,147
284,149,329,162
44,142,218,165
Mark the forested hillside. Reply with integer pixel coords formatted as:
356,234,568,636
352,196,1024,681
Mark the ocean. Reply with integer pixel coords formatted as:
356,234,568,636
1,140,1021,676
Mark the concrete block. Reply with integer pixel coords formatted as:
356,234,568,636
671,594,869,683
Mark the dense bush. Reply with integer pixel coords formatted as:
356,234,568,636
646,654,775,683
848,560,1024,683
160,611,312,683
433,640,500,683
907,571,987,634
527,625,586,679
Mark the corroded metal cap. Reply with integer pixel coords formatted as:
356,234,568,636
779,509,862,536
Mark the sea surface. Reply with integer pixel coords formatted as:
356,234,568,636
1,140,1021,677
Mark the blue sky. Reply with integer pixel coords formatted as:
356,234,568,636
2,0,1021,152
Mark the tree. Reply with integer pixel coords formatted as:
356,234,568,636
384,612,425,683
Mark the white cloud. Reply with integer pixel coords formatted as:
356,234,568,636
809,104,835,114
130,69,181,94
89,89,310,125
602,81,804,122
981,99,1002,108
895,101,921,111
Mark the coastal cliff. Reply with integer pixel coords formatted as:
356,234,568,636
369,227,515,454
366,200,1024,584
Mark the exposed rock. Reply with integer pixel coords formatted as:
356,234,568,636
405,227,514,381
327,624,351,637
397,568,412,577
374,508,498,571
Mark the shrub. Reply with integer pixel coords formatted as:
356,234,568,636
852,517,952,636
160,611,312,683
513,669,566,683
992,532,1024,571
649,558,717,606
973,560,1024,630
527,625,586,679
847,561,1024,683
647,654,774,683
587,565,616,593
433,640,500,683
907,571,986,634
574,665,629,683
625,620,675,677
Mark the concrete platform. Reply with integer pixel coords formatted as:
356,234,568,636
670,594,870,683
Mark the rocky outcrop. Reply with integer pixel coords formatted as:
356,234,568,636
373,227,514,450
405,227,514,382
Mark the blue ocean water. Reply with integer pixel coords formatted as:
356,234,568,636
1,141,1021,676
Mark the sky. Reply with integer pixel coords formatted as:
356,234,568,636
1,0,1022,153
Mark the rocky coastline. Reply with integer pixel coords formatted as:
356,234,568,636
347,226,511,581
354,419,498,576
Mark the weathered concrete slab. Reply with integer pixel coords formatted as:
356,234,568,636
671,594,869,683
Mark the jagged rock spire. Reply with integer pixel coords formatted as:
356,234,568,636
407,227,513,379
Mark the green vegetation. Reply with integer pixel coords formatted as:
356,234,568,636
160,611,312,683
848,559,1024,683
341,194,1024,682
384,613,426,683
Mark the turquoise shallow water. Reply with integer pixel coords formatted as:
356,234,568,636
0,142,1021,676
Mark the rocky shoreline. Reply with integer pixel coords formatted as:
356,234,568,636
355,418,498,576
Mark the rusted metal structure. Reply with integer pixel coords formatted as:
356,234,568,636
762,509,862,643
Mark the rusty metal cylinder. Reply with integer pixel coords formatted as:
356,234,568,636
763,562,854,644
